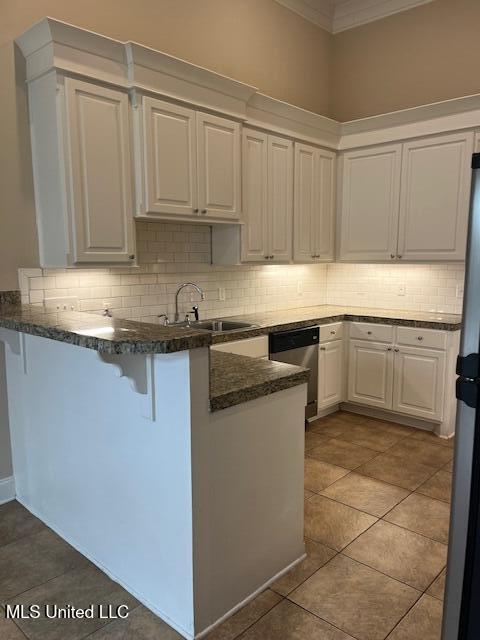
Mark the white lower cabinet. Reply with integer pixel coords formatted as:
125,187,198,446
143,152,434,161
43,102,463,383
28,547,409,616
347,324,448,422
392,347,446,421
318,339,344,409
348,340,394,410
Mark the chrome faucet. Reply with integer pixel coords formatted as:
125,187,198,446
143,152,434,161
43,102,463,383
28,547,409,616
174,283,205,322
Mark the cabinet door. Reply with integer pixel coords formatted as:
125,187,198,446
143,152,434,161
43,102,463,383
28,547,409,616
241,129,269,262
319,340,344,409
339,145,401,261
348,339,394,409
294,143,316,262
196,112,241,219
268,135,293,262
142,97,197,217
398,132,473,260
393,347,446,421
314,148,336,261
65,78,135,263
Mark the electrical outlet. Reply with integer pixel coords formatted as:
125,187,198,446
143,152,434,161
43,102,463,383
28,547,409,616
456,284,464,298
218,287,226,301
397,284,406,296
43,296,79,312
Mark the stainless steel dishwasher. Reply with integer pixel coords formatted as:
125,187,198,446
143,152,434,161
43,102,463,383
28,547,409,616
269,327,319,419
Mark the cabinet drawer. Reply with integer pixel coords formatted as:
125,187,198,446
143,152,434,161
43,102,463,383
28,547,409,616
349,322,394,343
211,335,269,358
320,323,343,343
396,326,447,350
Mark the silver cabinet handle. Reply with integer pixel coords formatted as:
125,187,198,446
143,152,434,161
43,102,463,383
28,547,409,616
394,348,399,352
330,330,336,335
387,347,392,351
397,254,403,259
320,346,326,351
390,254,395,259
264,256,269,260
270,255,274,259
417,336,424,341
128,254,135,260
201,209,207,214
367,331,372,335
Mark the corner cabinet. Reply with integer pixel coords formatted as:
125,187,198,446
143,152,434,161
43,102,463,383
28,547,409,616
397,133,473,260
241,128,293,262
338,144,401,262
294,143,335,263
338,131,473,262
138,96,241,222
28,75,136,267
347,339,394,410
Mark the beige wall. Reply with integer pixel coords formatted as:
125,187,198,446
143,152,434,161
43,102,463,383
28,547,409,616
0,0,332,291
332,0,480,121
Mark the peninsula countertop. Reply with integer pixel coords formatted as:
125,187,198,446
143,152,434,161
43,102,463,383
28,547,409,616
209,350,309,412
0,302,212,354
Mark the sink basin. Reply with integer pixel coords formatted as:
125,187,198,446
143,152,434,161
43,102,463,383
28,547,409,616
172,319,258,332
195,319,258,332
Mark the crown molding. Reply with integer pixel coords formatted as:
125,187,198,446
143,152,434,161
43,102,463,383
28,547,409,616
246,93,340,149
274,0,436,33
274,0,334,31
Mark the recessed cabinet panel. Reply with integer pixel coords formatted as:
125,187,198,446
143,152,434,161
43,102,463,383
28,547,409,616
268,135,293,262
65,78,134,263
294,143,335,263
143,97,196,216
392,347,446,421
398,132,473,260
294,144,316,262
319,340,343,408
196,112,241,219
339,145,401,261
348,339,394,409
241,130,269,262
315,149,335,260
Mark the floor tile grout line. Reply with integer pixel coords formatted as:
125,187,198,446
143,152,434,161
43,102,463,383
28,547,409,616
281,597,364,640
80,604,144,640
379,511,450,546
225,594,287,640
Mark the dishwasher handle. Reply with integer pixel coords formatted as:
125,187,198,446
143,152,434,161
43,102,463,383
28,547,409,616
269,327,319,354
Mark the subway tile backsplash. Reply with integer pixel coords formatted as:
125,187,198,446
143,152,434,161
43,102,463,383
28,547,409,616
19,222,465,322
20,222,328,323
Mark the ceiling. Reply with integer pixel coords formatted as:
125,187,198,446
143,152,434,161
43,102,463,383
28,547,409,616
275,0,436,33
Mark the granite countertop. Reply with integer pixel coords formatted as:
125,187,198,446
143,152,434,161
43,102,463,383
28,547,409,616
211,305,462,344
209,350,309,412
0,302,212,354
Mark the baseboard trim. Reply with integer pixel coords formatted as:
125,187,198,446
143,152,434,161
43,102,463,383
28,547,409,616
15,495,305,640
194,551,306,639
309,404,339,421
340,402,455,437
0,476,15,505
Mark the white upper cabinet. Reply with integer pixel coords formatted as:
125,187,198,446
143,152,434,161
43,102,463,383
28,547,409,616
142,97,197,217
294,143,335,263
196,112,241,220
241,129,269,262
241,128,293,263
138,97,241,222
339,132,473,262
397,132,473,261
27,74,135,267
338,144,401,261
268,135,293,262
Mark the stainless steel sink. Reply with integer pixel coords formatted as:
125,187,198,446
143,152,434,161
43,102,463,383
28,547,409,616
195,319,258,332
172,319,258,332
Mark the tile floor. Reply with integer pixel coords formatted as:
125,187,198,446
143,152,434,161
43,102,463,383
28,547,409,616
0,411,453,640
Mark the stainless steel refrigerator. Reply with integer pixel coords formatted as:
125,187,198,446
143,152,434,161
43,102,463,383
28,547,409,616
443,152,480,639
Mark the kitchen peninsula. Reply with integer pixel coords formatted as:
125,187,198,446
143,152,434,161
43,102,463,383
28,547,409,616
0,297,309,640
